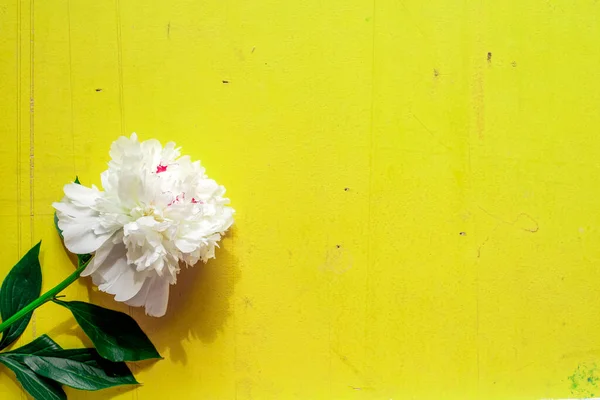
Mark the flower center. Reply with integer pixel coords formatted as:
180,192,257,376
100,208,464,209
132,205,164,222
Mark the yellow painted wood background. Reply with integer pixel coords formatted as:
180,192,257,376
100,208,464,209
1,0,600,399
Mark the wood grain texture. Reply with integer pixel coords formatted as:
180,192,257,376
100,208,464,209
1,0,600,398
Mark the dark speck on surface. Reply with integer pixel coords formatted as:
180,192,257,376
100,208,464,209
95,88,102,92
222,80,229,84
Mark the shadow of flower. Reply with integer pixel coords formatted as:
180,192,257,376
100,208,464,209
84,232,240,366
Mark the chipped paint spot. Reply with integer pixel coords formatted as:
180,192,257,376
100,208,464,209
320,245,353,274
569,363,599,398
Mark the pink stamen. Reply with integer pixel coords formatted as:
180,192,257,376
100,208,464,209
166,193,204,207
167,194,181,207
156,164,168,174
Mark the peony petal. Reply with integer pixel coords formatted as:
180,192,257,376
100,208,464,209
125,277,152,307
53,182,110,254
195,179,219,198
82,235,122,277
117,173,144,207
174,238,197,253
89,241,146,302
140,139,163,168
143,278,170,317
109,134,138,161
95,256,145,302
53,201,97,218
59,217,111,254
63,183,101,207
92,250,124,287
161,141,181,162
57,215,98,238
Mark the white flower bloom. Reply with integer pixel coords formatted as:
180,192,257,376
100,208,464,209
53,134,234,317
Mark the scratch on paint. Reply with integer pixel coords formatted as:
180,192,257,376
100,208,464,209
332,348,362,377
410,113,452,151
476,208,539,259
478,206,540,233
332,349,376,392
471,50,486,139
29,0,35,338
477,234,492,258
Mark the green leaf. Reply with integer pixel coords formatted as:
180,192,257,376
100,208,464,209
3,338,137,391
53,300,160,362
0,356,66,400
53,212,64,240
0,336,65,399
21,353,137,391
0,242,43,350
6,334,62,355
8,348,102,365
37,349,97,364
34,348,134,377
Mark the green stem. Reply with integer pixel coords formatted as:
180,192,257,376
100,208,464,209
0,258,92,335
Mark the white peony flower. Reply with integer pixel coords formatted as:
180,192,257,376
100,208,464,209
53,134,234,317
